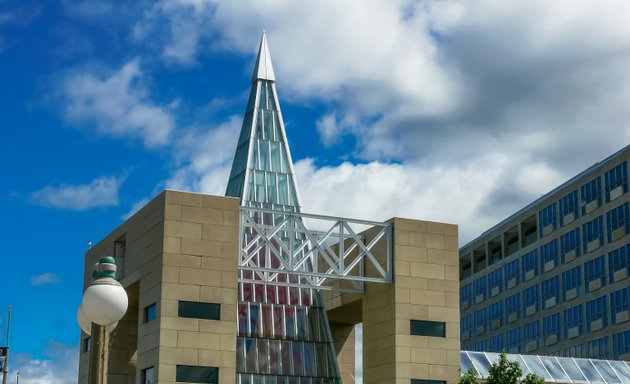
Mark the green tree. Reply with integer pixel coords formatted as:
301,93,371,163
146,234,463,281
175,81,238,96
459,352,545,384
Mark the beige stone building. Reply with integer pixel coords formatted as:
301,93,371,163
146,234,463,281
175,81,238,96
78,33,461,384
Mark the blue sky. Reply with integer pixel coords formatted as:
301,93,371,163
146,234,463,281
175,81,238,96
2,0,630,382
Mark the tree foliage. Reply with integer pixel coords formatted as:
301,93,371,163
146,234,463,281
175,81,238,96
458,352,545,384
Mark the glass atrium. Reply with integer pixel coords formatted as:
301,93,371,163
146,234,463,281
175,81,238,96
462,351,630,384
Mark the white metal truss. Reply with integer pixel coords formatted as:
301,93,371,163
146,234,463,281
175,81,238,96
238,207,392,292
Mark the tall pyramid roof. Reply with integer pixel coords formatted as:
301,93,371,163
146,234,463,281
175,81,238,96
225,33,301,211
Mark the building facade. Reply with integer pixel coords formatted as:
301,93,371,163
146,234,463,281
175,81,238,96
78,34,461,384
459,146,630,360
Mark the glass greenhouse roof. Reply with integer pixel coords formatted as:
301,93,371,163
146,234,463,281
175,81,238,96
461,351,630,384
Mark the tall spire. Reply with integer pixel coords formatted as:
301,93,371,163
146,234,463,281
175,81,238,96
252,31,276,82
226,32,301,211
225,33,342,383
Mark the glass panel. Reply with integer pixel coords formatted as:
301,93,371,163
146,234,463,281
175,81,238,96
520,355,553,381
467,352,491,377
575,359,604,383
460,352,476,375
304,342,316,376
268,340,281,375
293,341,305,376
281,340,292,376
610,361,630,384
257,339,269,374
278,175,288,205
175,365,218,383
592,360,622,383
245,339,258,373
316,343,329,377
296,307,308,339
557,357,587,382
507,354,530,377
237,338,246,373
540,356,571,383
262,304,273,338
285,307,296,339
178,301,220,320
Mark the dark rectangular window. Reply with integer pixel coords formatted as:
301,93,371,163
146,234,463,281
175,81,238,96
178,301,221,321
541,276,560,309
474,308,487,336
523,285,539,315
460,284,472,310
539,203,557,237
504,259,519,290
583,216,604,252
587,336,609,359
506,328,521,353
461,315,472,339
176,365,218,383
412,380,446,384
144,303,157,323
540,240,558,270
522,250,538,280
490,334,504,352
489,301,503,328
564,304,583,339
581,177,602,214
605,161,628,202
505,292,520,323
523,320,540,345
410,320,445,338
607,203,630,243
560,190,579,226
611,287,629,324
584,255,607,293
560,228,581,263
609,244,630,283
586,296,608,332
562,266,582,301
543,312,560,341
612,330,630,359
473,276,487,303
488,268,503,296
83,337,91,353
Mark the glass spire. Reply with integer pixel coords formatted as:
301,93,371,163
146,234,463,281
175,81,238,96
226,33,342,384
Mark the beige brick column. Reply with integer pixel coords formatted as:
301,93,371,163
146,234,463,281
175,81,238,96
363,218,460,384
158,191,240,384
330,323,356,383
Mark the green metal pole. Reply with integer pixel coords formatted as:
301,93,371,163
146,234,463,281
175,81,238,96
2,306,11,384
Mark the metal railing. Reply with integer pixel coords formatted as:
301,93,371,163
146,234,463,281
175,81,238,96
238,207,392,292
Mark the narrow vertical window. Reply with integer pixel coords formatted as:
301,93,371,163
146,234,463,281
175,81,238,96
144,303,157,323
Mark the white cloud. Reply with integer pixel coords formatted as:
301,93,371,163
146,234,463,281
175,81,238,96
11,341,78,384
31,176,123,211
165,116,241,195
30,273,62,286
61,60,175,148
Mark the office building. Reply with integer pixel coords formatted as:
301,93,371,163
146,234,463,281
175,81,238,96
78,33,461,384
459,146,630,360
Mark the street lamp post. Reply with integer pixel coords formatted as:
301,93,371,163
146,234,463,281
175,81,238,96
79,257,128,384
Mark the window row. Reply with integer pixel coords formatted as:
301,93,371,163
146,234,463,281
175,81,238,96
544,162,628,233
461,243,630,309
463,328,630,360
462,287,630,339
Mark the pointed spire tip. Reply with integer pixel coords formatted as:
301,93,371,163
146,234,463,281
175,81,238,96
252,30,276,82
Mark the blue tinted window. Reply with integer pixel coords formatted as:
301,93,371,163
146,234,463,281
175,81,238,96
564,304,583,338
506,328,521,352
523,285,540,314
605,161,628,202
522,250,539,279
488,269,502,295
504,259,519,289
490,334,504,352
540,240,558,267
541,276,560,309
611,287,630,324
584,255,607,292
562,266,582,300
583,216,604,251
490,301,503,327
539,203,557,236
581,177,602,214
523,320,540,344
505,293,521,322
543,312,561,340
474,308,487,336
612,330,630,359
586,296,608,332
461,314,472,336
560,228,581,262
607,203,630,243
560,190,579,226
609,244,630,282
587,336,609,359
460,284,472,309
474,276,487,301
